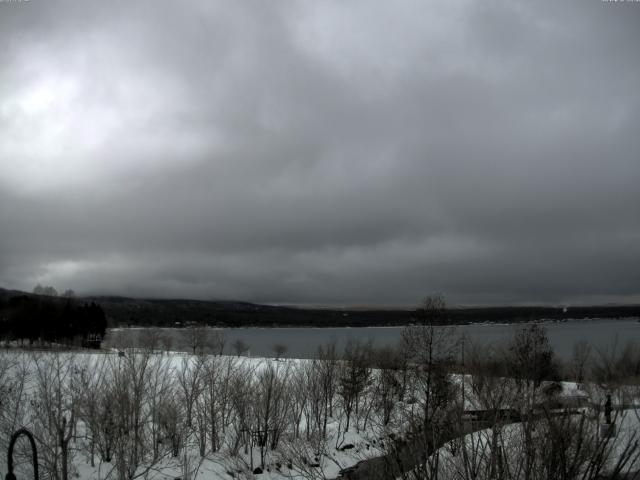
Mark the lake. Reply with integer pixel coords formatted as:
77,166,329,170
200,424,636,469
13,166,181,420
104,318,639,359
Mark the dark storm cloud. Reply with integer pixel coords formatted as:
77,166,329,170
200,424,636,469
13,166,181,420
1,0,639,306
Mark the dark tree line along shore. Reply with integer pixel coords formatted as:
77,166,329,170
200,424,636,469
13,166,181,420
0,295,107,347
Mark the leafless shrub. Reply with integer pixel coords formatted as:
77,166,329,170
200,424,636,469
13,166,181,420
232,339,250,357
30,353,79,480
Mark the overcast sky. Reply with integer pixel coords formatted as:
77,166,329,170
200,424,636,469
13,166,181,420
1,0,639,306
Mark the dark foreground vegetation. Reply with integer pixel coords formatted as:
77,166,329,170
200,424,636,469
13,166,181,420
0,294,638,480
2,287,638,328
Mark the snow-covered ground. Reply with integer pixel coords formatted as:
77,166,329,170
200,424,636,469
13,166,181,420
0,350,388,480
0,349,637,480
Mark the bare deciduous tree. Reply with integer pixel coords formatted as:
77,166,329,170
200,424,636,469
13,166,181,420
338,339,372,434
272,343,288,360
201,355,236,453
31,353,78,480
232,339,250,357
182,327,207,355
396,294,460,479
568,340,592,385
254,362,292,466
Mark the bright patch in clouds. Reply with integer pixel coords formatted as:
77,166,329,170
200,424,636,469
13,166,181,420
1,65,117,191
0,48,209,194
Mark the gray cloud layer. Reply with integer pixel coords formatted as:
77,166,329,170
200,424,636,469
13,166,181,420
1,0,639,306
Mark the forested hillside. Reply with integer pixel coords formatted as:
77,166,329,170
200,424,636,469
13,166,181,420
2,288,638,328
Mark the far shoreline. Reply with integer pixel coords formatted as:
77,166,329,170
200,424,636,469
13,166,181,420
108,316,640,330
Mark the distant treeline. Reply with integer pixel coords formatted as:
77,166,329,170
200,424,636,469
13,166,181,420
1,287,638,328
0,295,107,346
89,297,640,328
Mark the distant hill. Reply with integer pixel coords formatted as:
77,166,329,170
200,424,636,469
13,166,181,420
1,287,639,327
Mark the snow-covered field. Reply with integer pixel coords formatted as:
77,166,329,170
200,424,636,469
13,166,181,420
0,348,638,480
0,350,390,480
